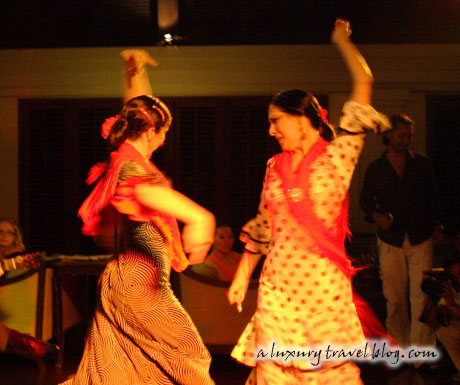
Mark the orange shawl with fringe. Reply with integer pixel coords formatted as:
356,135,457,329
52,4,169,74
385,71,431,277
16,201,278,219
78,142,189,272
273,138,391,341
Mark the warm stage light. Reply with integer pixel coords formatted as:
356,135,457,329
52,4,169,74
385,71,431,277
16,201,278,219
158,0,179,32
163,34,174,44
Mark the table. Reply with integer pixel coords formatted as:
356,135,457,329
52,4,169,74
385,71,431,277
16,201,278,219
51,255,110,367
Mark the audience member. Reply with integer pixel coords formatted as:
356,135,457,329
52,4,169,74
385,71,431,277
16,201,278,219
192,225,241,281
0,218,25,261
360,113,443,353
421,259,460,382
0,217,57,363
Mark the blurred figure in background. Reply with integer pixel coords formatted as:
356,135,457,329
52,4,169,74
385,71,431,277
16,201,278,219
0,218,25,261
192,224,241,281
0,217,57,364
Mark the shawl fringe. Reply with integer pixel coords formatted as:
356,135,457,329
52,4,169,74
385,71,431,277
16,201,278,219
78,142,189,272
274,139,390,341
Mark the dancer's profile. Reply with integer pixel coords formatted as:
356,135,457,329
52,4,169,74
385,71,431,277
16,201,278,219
62,49,215,385
228,19,391,384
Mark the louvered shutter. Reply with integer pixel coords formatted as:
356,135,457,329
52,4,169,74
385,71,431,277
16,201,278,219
19,99,120,255
76,100,121,254
173,99,219,212
19,100,71,254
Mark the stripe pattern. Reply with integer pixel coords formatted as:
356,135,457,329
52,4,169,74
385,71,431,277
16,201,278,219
62,162,214,385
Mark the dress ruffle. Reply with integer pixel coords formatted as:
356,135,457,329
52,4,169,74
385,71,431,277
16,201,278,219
340,100,391,134
240,219,270,255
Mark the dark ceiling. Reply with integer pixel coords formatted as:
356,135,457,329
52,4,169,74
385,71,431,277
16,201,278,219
1,0,460,49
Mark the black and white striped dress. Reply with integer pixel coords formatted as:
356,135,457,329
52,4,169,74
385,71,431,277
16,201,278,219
62,161,214,385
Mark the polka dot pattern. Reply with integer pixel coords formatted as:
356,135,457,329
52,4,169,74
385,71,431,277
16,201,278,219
232,101,386,383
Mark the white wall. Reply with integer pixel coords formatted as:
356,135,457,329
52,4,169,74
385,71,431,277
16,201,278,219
1,44,459,231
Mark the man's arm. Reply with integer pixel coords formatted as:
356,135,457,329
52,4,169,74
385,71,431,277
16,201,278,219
360,163,394,230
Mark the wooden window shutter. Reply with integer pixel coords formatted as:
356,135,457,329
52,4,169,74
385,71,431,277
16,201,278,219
171,99,221,213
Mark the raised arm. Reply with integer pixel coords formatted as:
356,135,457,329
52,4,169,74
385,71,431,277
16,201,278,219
331,19,373,105
135,184,215,264
121,49,158,103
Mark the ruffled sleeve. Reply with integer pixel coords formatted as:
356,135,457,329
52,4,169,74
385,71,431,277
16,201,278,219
239,161,272,255
325,102,391,201
339,100,391,134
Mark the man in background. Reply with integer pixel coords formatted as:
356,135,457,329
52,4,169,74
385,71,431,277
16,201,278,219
360,113,443,351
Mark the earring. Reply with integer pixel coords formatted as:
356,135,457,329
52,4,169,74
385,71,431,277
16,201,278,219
298,120,307,141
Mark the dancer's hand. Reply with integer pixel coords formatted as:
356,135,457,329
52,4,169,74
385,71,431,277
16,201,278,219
184,242,213,265
331,18,352,44
121,49,158,77
227,275,249,312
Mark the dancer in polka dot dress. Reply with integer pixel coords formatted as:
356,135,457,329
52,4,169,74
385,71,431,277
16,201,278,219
228,20,391,385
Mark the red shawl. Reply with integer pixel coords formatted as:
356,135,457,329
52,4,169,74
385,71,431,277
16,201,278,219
273,138,391,341
78,142,189,272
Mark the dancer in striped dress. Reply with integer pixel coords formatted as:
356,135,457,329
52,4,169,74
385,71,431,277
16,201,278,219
62,50,215,385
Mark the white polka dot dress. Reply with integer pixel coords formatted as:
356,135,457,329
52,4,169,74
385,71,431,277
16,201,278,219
232,101,390,384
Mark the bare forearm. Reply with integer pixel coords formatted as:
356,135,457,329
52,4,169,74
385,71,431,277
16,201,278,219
332,20,373,105
234,251,263,283
120,50,158,103
123,65,153,103
334,36,373,84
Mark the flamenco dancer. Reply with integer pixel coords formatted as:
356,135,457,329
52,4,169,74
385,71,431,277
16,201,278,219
228,19,391,385
62,50,215,384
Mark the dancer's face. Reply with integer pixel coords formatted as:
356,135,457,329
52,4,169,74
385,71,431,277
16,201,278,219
268,105,306,151
147,125,168,153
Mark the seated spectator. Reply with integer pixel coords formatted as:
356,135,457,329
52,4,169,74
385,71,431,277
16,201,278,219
0,217,25,261
191,225,241,281
0,217,58,363
421,259,460,381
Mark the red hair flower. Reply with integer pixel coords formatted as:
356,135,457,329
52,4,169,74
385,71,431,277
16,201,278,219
320,108,329,124
101,115,121,139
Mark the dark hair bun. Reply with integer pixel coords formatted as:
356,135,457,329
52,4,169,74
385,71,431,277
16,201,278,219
271,89,336,142
107,117,128,148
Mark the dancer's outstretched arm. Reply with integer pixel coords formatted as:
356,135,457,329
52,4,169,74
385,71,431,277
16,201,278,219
331,18,373,105
121,49,158,103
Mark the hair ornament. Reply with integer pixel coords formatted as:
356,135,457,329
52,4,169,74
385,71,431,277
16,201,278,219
101,115,121,139
320,108,329,124
138,107,154,127
151,105,166,124
145,94,160,103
